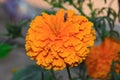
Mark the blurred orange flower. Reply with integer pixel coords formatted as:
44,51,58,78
114,55,120,74
25,9,96,70
86,37,120,79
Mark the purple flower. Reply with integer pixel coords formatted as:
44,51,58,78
4,0,18,21
4,0,40,22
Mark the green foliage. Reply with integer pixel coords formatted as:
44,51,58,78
5,19,29,39
104,0,107,3
107,8,118,21
6,23,22,38
42,10,56,15
12,64,54,80
45,0,119,41
108,30,120,40
72,77,81,80
0,43,12,58
77,0,84,4
87,0,93,11
18,19,30,27
64,0,73,4
1,0,119,80
112,73,120,80
43,0,120,80
110,60,120,80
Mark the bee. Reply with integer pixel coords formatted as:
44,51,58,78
64,13,67,22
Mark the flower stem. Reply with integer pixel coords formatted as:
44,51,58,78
118,0,120,22
51,69,57,80
41,72,44,80
66,65,72,80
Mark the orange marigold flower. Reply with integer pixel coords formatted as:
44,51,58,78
25,9,96,70
85,37,120,79
114,55,120,74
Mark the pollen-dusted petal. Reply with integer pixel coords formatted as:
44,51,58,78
25,9,96,70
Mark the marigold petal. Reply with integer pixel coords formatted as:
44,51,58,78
25,9,96,70
85,37,120,79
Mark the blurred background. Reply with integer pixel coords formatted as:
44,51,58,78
0,0,120,80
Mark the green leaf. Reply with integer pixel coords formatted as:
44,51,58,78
98,7,106,14
0,43,12,58
103,0,107,3
64,0,73,4
53,3,64,8
91,9,98,18
105,17,114,31
12,64,53,80
6,23,22,38
110,60,120,80
112,11,117,21
118,62,120,64
107,8,117,22
87,1,93,11
44,0,49,2
42,10,56,15
72,77,80,80
111,71,120,80
50,0,56,4
108,30,120,40
113,73,120,80
101,20,107,40
77,0,84,4
18,19,29,27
